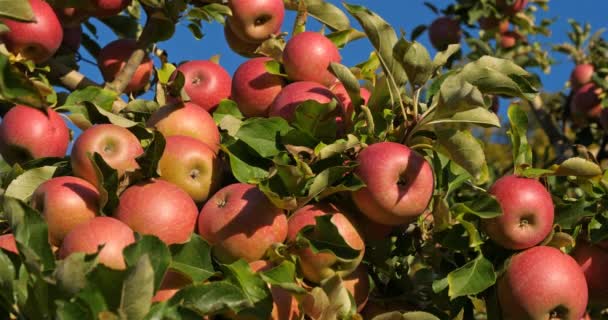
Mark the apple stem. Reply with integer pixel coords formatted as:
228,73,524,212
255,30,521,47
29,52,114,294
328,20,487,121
47,59,101,90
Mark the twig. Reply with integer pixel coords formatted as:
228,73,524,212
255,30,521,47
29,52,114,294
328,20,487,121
47,59,100,90
528,95,573,161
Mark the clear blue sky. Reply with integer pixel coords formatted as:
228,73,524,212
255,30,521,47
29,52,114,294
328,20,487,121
76,0,608,107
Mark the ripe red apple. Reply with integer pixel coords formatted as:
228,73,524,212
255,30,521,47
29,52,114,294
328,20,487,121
226,0,284,43
58,217,135,270
114,179,199,245
497,246,588,320
352,142,434,226
428,16,461,50
571,240,608,306
570,83,602,120
282,31,341,87
481,175,554,250
31,176,100,246
330,83,371,127
60,25,82,53
71,124,143,187
158,136,222,203
496,0,528,16
88,0,131,18
0,234,18,254
269,81,341,122
147,102,221,153
287,203,365,284
499,31,521,49
0,0,63,63
98,39,154,94
198,183,287,263
342,264,370,312
224,25,261,58
152,271,191,303
0,106,69,164
176,60,232,112
232,57,285,117
247,260,299,320
570,64,594,90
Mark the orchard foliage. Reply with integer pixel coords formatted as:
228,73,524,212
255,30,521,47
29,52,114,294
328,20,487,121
0,0,607,319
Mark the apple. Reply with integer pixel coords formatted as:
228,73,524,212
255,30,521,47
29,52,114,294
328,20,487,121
114,179,199,245
31,176,100,246
224,25,261,58
330,83,371,127
570,83,602,120
269,81,341,122
481,175,554,250
428,16,461,50
54,7,88,28
570,64,594,90
282,31,341,87
71,124,144,187
158,136,222,203
226,0,284,43
152,271,192,302
347,210,393,243
0,105,69,165
58,216,135,270
479,17,509,33
496,0,528,16
571,240,608,306
246,260,299,320
198,183,287,263
232,57,285,117
60,25,82,53
287,203,365,284
342,264,370,312
497,246,588,320
0,0,63,63
0,234,18,254
88,0,131,18
499,31,521,49
352,142,434,226
97,39,154,94
147,102,221,153
176,60,232,112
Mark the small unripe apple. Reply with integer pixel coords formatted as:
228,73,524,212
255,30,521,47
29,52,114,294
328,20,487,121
224,25,261,58
198,183,287,263
428,16,461,51
88,0,132,18
570,64,594,90
247,260,299,320
176,60,232,112
71,124,144,187
31,176,100,246
0,0,63,63
0,234,18,254
482,175,554,250
147,102,221,153
269,81,341,122
496,0,528,16
499,31,521,49
158,136,222,203
282,31,341,87
98,39,154,94
342,264,371,312
498,246,588,320
114,180,199,245
287,203,365,284
227,0,285,43
232,57,285,117
0,106,70,165
58,217,135,270
570,83,602,120
571,240,608,306
352,142,434,226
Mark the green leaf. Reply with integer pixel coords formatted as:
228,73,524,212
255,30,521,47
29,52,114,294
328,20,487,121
118,255,154,320
213,99,243,124
307,164,364,200
433,44,461,69
436,128,489,184
221,140,270,184
329,62,362,110
326,28,366,48
258,261,306,294
5,166,56,201
236,118,291,158
446,254,496,299
170,234,216,283
264,60,287,77
123,235,171,292
54,252,98,296
99,15,139,39
455,215,484,248
85,266,124,311
297,214,361,260
170,281,251,316
0,0,34,21
284,0,350,31
221,260,273,319
292,100,339,142
0,250,15,306
555,199,594,229
314,134,363,160
452,194,502,219
65,87,119,112
135,131,165,179
554,157,602,177
507,104,532,172
393,39,433,87
0,54,45,108
90,152,120,215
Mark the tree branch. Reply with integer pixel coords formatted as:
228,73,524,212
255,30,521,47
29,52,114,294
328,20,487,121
47,59,100,90
527,95,573,161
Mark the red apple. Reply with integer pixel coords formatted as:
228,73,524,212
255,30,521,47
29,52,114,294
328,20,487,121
232,57,285,117
152,271,192,302
31,176,100,246
247,260,299,320
497,246,588,320
114,179,199,245
0,106,69,164
342,264,370,312
499,31,520,49
352,142,434,226
570,83,602,120
58,216,135,270
198,183,287,263
496,0,528,16
224,25,261,58
571,240,608,306
88,0,131,18
481,175,554,250
269,81,341,122
97,39,154,94
226,0,284,43
61,25,82,53
0,0,63,63
570,64,594,90
282,31,341,87
479,17,509,33
147,102,221,153
428,16,461,51
176,60,232,112
330,83,371,126
71,124,143,187
0,234,18,254
287,203,365,284
158,136,222,203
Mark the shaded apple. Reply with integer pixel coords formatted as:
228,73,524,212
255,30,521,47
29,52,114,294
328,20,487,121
232,57,285,117
60,25,82,53
428,16,461,50
71,124,144,187
114,179,199,245
246,260,299,320
152,271,192,302
0,0,63,63
330,82,371,127
479,17,509,33
224,24,261,58
282,31,341,86
97,39,154,94
227,0,284,43
570,64,594,90
269,81,341,122
176,60,232,112
0,105,69,165
571,240,608,306
352,142,434,226
88,0,132,18
570,83,602,120
198,183,287,263
0,234,18,254
54,7,88,28
342,264,371,312
31,176,100,246
496,0,528,16
147,102,221,153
